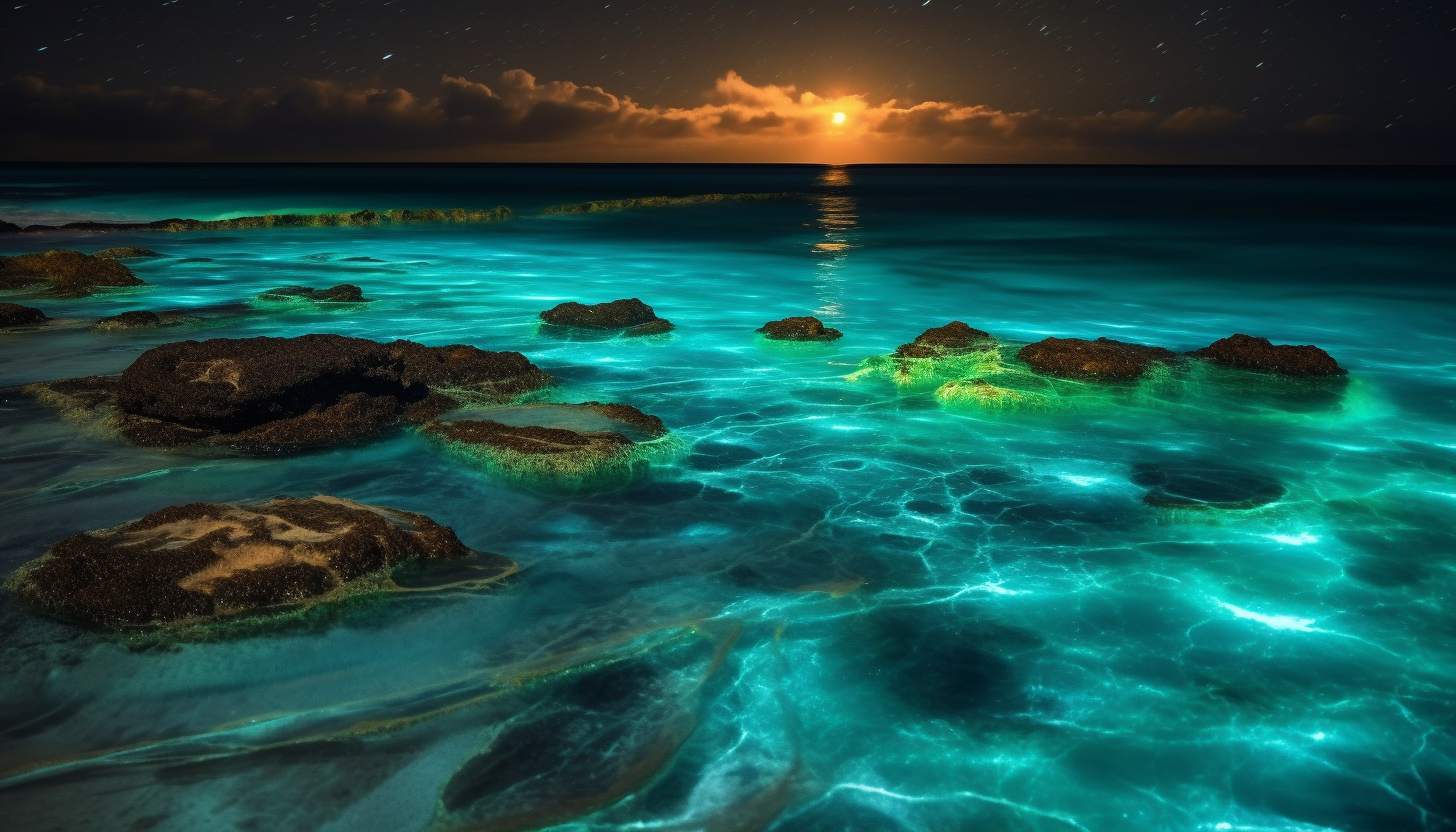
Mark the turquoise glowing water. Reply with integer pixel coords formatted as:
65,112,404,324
1,165,1454,831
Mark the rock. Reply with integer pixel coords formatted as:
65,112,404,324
28,334,554,453
758,316,843,341
0,249,145,297
541,298,671,331
1189,333,1345,377
0,302,49,328
92,246,162,260
1018,337,1176,381
935,378,1049,410
0,219,23,234
5,496,500,628
259,284,369,303
624,319,676,337
92,310,164,331
1131,462,1285,510
894,321,994,358
423,401,671,492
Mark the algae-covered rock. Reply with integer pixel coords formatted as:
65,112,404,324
894,321,994,358
623,319,676,337
0,249,145,297
541,298,674,333
259,284,370,303
27,334,554,454
91,310,167,332
935,378,1048,410
6,496,508,629
1189,333,1345,377
759,316,843,341
1018,337,1176,382
93,246,162,260
423,402,673,493
0,302,49,328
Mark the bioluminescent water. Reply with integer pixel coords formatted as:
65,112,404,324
1,165,1454,832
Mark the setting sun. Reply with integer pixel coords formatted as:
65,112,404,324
831,111,847,125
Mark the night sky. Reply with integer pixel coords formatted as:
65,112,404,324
2,1,1452,162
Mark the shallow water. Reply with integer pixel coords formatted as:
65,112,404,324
1,165,1454,832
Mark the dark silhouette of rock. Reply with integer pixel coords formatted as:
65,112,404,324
27,334,554,453
1189,333,1345,377
93,246,162,260
759,316,844,341
5,496,498,628
1131,462,1285,509
92,310,165,332
1018,337,1176,381
7,207,513,234
0,219,22,234
894,321,995,358
0,302,48,327
259,284,369,303
541,298,672,332
0,249,145,297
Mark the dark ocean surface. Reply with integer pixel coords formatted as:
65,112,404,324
1,165,1454,831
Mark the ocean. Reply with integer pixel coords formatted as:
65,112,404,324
1,164,1454,831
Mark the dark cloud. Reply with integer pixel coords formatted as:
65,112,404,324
0,71,1445,163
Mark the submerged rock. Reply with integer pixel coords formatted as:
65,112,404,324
0,302,49,328
935,378,1048,410
1131,462,1285,510
423,402,671,492
259,284,370,303
92,246,162,260
1018,337,1176,382
0,249,145,297
5,496,500,629
27,334,553,453
623,319,675,337
759,316,844,341
540,298,674,333
1189,333,1345,377
92,310,166,331
894,321,994,358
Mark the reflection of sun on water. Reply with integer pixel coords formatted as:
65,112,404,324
812,166,858,318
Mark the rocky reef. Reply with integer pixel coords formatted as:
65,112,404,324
0,249,146,297
24,334,554,453
423,401,673,493
1017,336,1177,382
540,298,675,336
5,496,509,629
0,302,49,328
894,321,995,358
1190,333,1345,377
258,284,371,303
540,192,792,215
0,207,513,234
93,246,162,260
758,316,843,341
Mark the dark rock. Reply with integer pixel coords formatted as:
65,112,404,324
5,496,488,628
0,302,48,327
1131,462,1285,510
423,401,669,491
0,219,22,234
260,284,369,303
0,249,145,297
894,321,994,358
92,310,164,332
758,316,843,341
1189,333,1345,377
24,334,553,453
623,319,676,337
1018,336,1176,381
93,246,162,260
541,298,669,330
